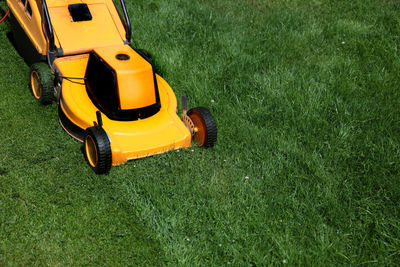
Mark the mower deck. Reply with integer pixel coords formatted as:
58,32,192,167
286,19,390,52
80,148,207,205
55,53,191,166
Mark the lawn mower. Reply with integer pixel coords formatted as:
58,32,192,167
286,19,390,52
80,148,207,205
6,0,217,174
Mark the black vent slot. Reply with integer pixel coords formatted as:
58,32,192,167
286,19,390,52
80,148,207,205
68,4,92,22
85,52,120,116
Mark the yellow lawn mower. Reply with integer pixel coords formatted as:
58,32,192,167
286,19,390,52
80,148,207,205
6,0,217,174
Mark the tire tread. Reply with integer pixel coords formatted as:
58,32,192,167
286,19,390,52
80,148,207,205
29,62,54,105
188,106,217,148
84,126,112,174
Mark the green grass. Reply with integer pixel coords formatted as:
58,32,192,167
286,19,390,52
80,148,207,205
1,0,400,265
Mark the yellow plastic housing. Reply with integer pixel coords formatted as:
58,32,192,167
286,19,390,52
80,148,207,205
7,0,48,54
47,0,126,55
54,51,192,166
93,45,156,110
6,0,127,56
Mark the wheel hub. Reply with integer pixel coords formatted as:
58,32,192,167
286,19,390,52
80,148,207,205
30,70,41,99
85,135,98,167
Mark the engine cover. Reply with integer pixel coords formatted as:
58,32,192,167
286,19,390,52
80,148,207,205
85,45,160,121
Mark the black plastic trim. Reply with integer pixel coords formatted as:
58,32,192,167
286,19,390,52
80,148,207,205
85,52,120,115
57,47,63,57
58,105,85,142
68,4,92,22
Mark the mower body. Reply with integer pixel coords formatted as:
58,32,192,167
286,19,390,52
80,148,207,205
7,0,193,166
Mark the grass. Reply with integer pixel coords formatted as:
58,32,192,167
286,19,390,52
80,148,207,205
1,0,400,265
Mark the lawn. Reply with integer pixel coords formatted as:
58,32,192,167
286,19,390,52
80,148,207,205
0,0,399,265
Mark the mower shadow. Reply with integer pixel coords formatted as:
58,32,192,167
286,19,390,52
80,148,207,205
0,5,7,17
6,31,15,50
6,31,32,66
1,6,32,67
0,5,10,28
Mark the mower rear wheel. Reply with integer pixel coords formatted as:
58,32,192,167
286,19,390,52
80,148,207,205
84,126,112,174
29,62,54,105
187,107,217,148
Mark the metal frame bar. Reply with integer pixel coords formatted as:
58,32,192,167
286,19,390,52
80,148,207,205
116,0,132,43
41,0,55,52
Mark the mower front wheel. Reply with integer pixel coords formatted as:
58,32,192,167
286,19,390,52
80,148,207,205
29,62,54,105
188,107,217,148
84,126,112,174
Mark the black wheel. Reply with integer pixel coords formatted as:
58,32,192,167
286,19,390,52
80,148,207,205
84,126,112,174
29,62,54,105
187,107,217,148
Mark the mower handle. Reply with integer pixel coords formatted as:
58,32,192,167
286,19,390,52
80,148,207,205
115,0,132,43
41,0,55,53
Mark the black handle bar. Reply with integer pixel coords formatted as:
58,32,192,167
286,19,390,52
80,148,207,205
41,0,55,52
118,0,132,43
